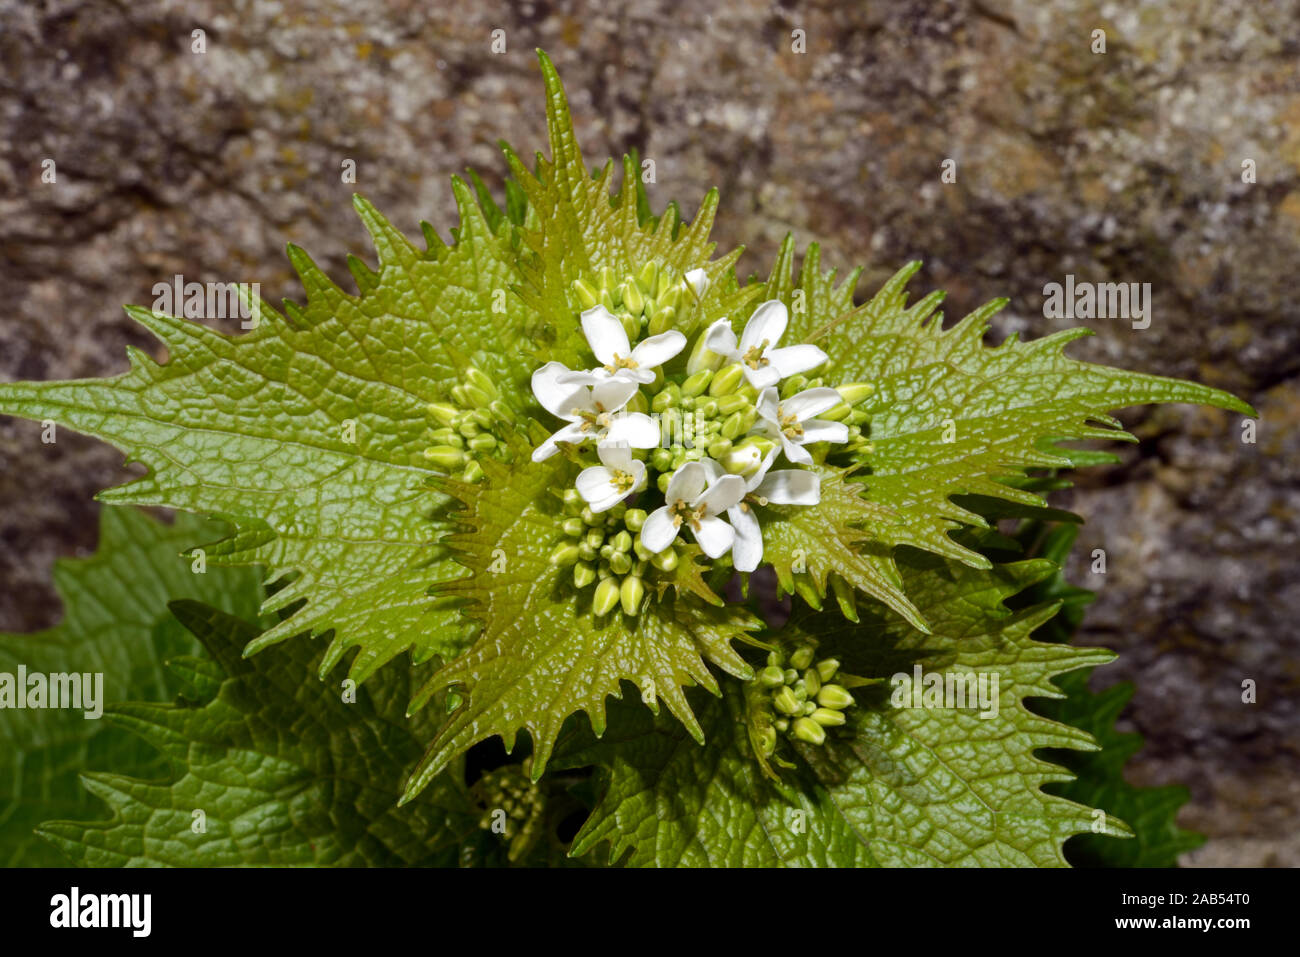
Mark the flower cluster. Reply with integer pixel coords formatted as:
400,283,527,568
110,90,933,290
530,263,874,612
753,641,856,755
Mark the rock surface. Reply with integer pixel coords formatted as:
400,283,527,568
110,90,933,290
1,0,1295,864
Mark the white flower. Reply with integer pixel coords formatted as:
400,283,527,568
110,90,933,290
702,451,821,572
683,268,709,302
530,361,660,462
755,386,848,465
639,462,745,559
560,305,686,385
576,442,647,512
703,300,828,389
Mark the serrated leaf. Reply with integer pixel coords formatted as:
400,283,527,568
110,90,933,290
0,507,262,866
556,553,1128,867
761,252,1255,571
37,600,482,866
401,449,759,802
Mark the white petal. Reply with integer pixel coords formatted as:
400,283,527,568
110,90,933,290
615,367,656,385
630,330,686,369
589,376,637,413
744,447,780,492
666,461,707,504
639,507,679,553
557,368,608,385
699,456,725,482
742,363,782,390
739,300,788,354
532,362,588,418
798,419,849,446
757,470,820,505
783,387,843,422
755,387,782,426
532,422,589,462
604,412,660,449
581,305,631,366
781,434,813,465
703,318,738,357
696,473,746,514
692,515,735,558
728,504,763,572
597,441,634,471
576,466,616,506
766,344,828,379
684,268,710,300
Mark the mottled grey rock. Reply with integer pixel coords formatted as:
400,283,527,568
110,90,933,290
1,0,1295,864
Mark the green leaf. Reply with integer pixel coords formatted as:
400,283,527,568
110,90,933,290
556,552,1127,866
0,185,542,685
37,600,482,866
401,449,760,801
0,507,263,866
762,250,1255,572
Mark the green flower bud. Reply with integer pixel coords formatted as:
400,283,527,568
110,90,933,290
610,530,632,553
585,528,604,550
573,562,596,588
714,393,750,416
686,329,725,374
600,544,613,560
697,399,719,419
609,551,633,576
609,282,625,307
657,284,681,311
632,540,652,561
623,508,647,532
836,382,875,405
582,508,602,527
817,685,855,710
784,668,798,684
562,488,583,509
636,262,659,295
708,362,745,397
592,578,621,616
600,289,616,313
647,304,677,336
758,665,786,688
423,445,466,469
462,460,485,483
650,547,678,572
621,313,639,343
462,384,495,409
774,718,789,733
681,369,713,397
707,437,733,459
468,433,497,453
427,402,459,427
819,402,852,422
803,668,821,697
471,408,495,430
562,517,585,538
597,561,612,578
549,543,581,566
650,448,674,474
758,726,777,758
622,281,645,316
766,650,784,668
656,472,672,494
816,658,840,682
457,419,481,438
810,707,846,727
465,367,498,399
599,266,617,291
773,686,801,715
626,390,649,415
790,645,815,670
792,717,826,745
719,410,746,440
680,396,696,411
619,575,645,615
578,542,597,562
573,278,600,309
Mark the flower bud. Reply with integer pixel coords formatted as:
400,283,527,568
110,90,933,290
623,508,647,532
423,445,466,469
562,517,584,538
836,382,874,405
720,443,762,477
719,411,747,440
686,330,725,374
656,472,671,494
774,718,789,732
647,304,677,336
636,262,659,295
592,578,621,616
573,278,600,310
585,529,604,550
792,717,826,745
610,530,632,553
609,551,633,575
427,402,459,427
707,438,733,459
773,686,800,715
816,658,840,682
681,369,713,397
619,575,645,615
819,402,852,422
708,362,745,397
626,390,649,415
549,543,581,566
462,460,485,483
790,645,815,670
650,546,678,572
758,666,786,688
465,367,499,399
802,668,821,697
572,561,596,589
468,433,497,453
622,281,645,317
810,707,846,727
817,685,855,710
657,284,681,312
